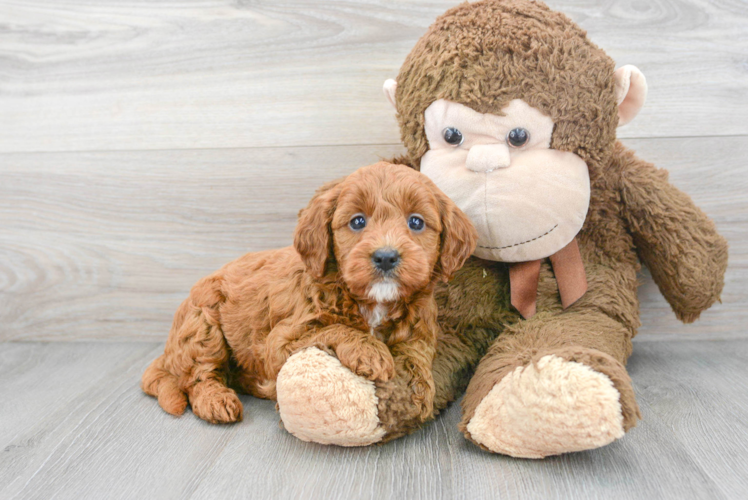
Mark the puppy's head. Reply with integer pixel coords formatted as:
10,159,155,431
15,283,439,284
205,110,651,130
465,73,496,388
294,162,477,303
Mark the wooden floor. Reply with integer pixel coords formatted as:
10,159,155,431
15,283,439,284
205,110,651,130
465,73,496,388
1,0,747,499
1,340,748,500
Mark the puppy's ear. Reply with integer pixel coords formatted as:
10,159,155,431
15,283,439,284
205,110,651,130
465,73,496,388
434,189,477,281
294,180,344,278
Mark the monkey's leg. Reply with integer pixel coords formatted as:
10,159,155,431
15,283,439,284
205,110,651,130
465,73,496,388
460,309,641,458
369,325,495,442
275,325,495,446
276,347,386,446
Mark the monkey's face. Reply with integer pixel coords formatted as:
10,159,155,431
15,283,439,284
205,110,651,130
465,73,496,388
420,99,590,262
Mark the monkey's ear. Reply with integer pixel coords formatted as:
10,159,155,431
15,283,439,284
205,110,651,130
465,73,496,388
383,79,398,109
614,65,647,127
294,182,343,278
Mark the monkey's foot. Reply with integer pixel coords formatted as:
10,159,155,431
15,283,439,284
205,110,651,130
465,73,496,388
276,347,385,446
465,355,626,458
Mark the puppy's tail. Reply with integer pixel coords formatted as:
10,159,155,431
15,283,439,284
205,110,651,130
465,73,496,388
142,354,188,416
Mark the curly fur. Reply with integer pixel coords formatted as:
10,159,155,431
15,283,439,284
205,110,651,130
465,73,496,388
142,162,477,424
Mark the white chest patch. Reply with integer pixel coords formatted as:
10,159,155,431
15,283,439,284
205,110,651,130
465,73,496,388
363,282,399,337
366,303,389,329
367,281,399,303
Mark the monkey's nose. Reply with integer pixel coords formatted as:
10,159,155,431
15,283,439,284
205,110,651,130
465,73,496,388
466,144,511,172
372,248,400,272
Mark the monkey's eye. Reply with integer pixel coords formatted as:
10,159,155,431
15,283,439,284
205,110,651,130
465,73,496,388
507,128,530,148
442,127,464,146
408,215,425,232
349,214,367,231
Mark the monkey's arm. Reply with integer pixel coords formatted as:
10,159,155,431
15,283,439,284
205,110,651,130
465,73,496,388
615,143,728,322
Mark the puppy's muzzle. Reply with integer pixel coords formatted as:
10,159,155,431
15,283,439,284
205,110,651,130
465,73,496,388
372,247,400,273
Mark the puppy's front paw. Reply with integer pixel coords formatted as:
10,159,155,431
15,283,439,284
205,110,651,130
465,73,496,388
335,339,395,382
189,385,243,424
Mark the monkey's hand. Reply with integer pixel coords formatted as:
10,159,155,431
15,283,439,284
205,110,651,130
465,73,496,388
615,143,728,322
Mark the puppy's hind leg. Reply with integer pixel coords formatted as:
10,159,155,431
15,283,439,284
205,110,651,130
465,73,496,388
181,286,243,424
143,276,243,424
142,354,188,416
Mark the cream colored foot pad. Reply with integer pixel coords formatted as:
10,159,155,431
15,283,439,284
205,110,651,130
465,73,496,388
277,347,385,446
467,354,624,458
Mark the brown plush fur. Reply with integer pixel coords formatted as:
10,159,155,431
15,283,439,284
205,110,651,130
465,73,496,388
392,0,619,182
368,0,729,446
142,162,477,424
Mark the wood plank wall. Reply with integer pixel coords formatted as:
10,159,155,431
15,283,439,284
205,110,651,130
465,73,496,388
1,0,747,342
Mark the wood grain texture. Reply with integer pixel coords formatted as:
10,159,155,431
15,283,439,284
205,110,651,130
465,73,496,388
1,340,746,499
1,0,747,153
0,144,403,341
0,342,237,500
1,136,745,342
629,340,748,500
1,1,746,498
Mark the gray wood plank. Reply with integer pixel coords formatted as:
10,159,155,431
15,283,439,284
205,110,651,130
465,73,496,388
0,342,155,447
1,136,745,342
1,0,747,153
0,342,239,500
0,342,162,498
451,403,728,500
2,340,746,499
0,144,404,341
629,340,748,499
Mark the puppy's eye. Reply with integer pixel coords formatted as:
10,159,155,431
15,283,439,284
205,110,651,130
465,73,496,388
507,128,530,148
442,127,464,146
349,214,366,231
408,215,425,232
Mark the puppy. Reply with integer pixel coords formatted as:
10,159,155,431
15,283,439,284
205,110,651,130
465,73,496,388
142,162,477,425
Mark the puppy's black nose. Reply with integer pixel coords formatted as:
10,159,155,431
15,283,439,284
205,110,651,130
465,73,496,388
372,248,400,272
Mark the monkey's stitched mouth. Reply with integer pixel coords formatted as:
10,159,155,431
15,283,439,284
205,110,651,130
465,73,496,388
478,224,558,250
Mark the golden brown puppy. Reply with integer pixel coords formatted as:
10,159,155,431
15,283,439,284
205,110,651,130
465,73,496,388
142,162,477,425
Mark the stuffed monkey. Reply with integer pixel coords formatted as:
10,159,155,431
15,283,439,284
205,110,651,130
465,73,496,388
275,0,728,458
